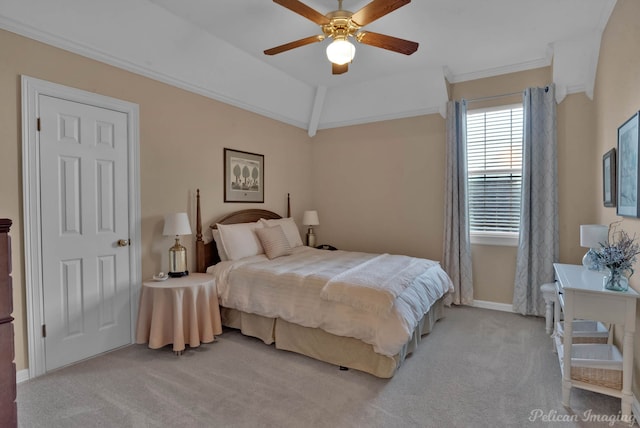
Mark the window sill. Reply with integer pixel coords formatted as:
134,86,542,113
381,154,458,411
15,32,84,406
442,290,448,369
470,232,519,247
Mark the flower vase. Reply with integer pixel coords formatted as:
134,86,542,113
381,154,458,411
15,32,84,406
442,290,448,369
603,268,630,292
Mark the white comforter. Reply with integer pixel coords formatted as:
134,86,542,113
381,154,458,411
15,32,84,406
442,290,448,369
208,247,454,357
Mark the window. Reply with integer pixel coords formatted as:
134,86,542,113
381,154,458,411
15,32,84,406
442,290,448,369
466,105,523,246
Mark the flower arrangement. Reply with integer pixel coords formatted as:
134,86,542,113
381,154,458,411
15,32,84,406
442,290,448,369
590,222,640,291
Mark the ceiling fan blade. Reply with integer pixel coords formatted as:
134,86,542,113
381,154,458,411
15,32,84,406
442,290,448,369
356,31,418,55
332,63,349,75
264,35,325,55
273,0,330,25
351,0,411,27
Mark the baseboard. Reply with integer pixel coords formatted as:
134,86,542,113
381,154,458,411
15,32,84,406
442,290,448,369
471,300,515,313
16,368,30,384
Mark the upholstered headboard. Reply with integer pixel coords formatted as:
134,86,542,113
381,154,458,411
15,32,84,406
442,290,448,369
195,189,289,273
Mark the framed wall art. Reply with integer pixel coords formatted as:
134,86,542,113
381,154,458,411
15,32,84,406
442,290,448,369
224,148,264,203
617,112,640,217
602,148,616,207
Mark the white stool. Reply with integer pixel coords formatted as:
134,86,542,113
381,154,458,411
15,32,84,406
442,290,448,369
540,282,557,335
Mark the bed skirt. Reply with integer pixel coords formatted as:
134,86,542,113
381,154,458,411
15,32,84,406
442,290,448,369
220,297,445,378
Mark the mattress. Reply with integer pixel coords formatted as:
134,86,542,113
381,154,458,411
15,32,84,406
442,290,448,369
208,246,453,357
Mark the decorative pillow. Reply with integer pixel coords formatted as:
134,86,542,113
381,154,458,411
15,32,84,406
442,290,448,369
259,217,304,248
255,225,292,260
211,229,229,262
216,222,264,261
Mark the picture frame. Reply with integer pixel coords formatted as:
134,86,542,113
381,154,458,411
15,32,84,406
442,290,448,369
617,112,640,217
224,148,264,203
602,148,616,207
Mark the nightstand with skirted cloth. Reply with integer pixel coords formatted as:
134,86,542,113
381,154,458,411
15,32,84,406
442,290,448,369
136,273,222,355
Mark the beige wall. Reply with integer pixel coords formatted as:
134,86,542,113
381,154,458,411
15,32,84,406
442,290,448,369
312,67,595,305
311,115,446,261
593,0,640,396
1,29,313,372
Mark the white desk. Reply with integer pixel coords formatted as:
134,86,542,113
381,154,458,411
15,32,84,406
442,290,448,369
554,263,639,419
136,273,222,354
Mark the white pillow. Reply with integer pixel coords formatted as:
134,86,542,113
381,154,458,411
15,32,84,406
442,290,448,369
260,217,304,248
255,225,292,260
211,229,229,262
216,222,264,261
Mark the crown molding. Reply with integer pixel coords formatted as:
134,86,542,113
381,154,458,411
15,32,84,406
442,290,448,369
447,57,552,84
0,17,309,130
1,16,440,133
598,0,618,31
307,86,327,137
317,106,443,131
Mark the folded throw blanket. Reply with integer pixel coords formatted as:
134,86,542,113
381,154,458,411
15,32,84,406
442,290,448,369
320,254,438,314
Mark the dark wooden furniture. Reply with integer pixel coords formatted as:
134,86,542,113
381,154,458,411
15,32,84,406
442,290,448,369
0,219,16,427
195,189,288,273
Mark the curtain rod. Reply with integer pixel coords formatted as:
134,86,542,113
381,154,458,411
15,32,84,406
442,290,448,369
466,85,550,103
466,90,522,103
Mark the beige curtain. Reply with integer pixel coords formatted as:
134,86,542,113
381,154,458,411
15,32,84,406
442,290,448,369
513,85,558,316
443,100,474,305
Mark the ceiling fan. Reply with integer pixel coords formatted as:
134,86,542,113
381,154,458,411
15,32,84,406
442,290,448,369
264,0,419,75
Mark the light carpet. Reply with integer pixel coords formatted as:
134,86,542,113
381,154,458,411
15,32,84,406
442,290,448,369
17,306,631,427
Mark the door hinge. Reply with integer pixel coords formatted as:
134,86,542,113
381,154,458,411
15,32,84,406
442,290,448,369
37,117,41,131
42,324,46,338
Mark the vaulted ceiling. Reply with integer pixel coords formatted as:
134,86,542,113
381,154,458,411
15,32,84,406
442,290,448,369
0,0,617,136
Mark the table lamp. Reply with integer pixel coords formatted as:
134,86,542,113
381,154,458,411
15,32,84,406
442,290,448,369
302,210,319,247
580,224,608,270
163,212,192,277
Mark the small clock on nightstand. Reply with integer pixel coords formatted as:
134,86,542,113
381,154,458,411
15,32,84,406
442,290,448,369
316,244,337,251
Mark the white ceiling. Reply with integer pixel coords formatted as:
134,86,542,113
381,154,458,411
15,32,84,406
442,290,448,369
0,0,617,135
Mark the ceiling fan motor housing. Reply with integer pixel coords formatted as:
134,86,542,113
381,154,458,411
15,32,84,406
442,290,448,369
322,10,360,40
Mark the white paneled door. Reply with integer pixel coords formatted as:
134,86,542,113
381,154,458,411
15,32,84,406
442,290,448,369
39,95,131,371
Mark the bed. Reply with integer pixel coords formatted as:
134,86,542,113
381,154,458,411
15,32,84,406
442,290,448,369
194,191,454,378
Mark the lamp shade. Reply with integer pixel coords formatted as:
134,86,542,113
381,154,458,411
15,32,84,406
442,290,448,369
580,224,608,248
326,38,355,65
163,213,192,236
302,210,320,226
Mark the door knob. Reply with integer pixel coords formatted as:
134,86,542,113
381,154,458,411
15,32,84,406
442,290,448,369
117,239,130,247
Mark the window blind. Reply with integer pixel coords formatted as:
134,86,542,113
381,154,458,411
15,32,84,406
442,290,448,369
467,106,523,233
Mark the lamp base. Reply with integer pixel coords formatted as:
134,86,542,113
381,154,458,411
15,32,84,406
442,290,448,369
306,228,316,247
582,249,599,271
168,238,188,278
169,270,189,278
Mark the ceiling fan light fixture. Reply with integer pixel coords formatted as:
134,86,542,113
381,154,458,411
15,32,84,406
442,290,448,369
266,0,418,75
326,38,355,65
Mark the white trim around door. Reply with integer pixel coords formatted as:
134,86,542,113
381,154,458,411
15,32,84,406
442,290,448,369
21,75,141,378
